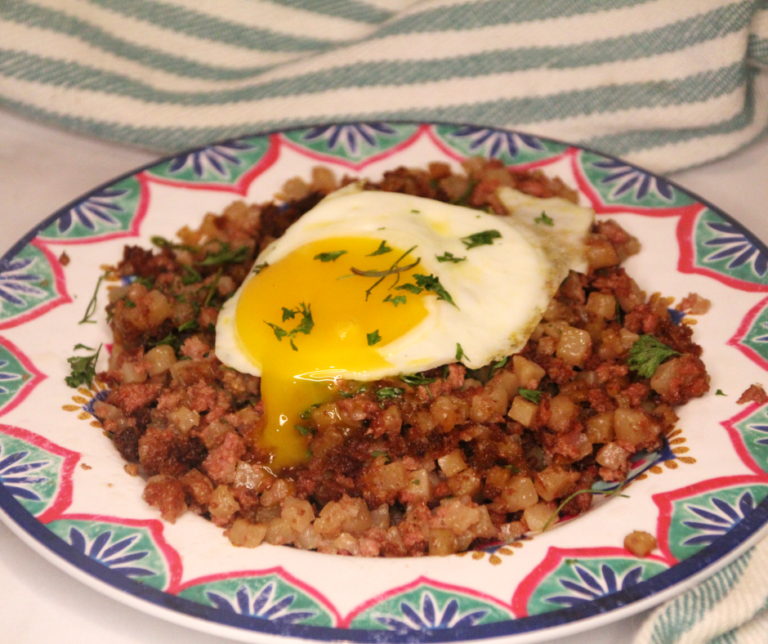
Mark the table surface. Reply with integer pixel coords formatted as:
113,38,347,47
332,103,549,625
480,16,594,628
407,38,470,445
1,108,768,644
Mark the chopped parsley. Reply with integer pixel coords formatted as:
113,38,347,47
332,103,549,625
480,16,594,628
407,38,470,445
294,424,314,437
368,240,392,256
252,262,268,275
534,211,554,226
461,229,502,250
79,273,104,325
384,294,406,307
367,330,382,346
400,373,437,386
197,243,249,266
488,356,509,378
395,283,423,294
628,335,681,378
716,389,727,396
65,343,102,388
177,320,198,333
376,387,404,402
455,343,468,361
412,273,456,307
436,251,467,263
181,264,203,285
314,250,347,262
519,388,542,404
264,302,314,350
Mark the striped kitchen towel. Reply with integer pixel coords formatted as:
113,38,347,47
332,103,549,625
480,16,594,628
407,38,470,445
634,536,768,644
1,0,768,173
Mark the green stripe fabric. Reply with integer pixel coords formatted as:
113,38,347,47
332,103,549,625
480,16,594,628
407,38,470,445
0,0,767,174
634,536,768,644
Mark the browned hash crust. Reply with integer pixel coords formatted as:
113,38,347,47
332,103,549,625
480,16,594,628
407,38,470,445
93,159,710,556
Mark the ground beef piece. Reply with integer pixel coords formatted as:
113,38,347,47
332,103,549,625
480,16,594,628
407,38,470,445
650,354,710,405
143,474,187,523
738,383,768,405
202,431,246,484
107,382,163,415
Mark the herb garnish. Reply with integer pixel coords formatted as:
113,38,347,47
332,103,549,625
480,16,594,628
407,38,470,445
181,264,203,285
519,388,542,404
265,302,314,351
314,250,347,262
627,335,681,378
295,425,314,437
65,343,102,388
368,240,392,256
455,343,468,361
350,259,420,279
351,245,419,300
411,274,456,307
395,283,423,294
150,236,196,252
376,387,404,402
488,356,508,379
542,484,629,531
400,373,437,386
461,230,502,250
198,243,249,266
534,211,554,226
367,330,382,346
716,389,727,396
252,262,268,275
384,294,406,307
436,252,467,263
79,273,104,325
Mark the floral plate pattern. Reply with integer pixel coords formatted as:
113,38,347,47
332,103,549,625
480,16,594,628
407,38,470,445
1,122,768,643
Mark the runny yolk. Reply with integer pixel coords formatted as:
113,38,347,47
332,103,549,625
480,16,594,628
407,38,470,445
234,236,428,470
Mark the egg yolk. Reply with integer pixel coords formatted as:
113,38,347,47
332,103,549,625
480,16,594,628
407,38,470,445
234,236,428,470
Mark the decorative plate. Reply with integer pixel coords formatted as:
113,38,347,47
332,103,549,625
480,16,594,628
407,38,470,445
1,122,768,644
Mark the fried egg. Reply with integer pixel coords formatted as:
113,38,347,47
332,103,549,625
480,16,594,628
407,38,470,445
216,184,593,469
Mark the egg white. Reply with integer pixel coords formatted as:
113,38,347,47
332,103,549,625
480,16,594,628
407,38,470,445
215,185,594,380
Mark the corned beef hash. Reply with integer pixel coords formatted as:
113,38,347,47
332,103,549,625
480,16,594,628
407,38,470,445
87,158,710,557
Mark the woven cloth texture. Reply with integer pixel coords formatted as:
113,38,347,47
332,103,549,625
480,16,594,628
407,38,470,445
1,0,768,172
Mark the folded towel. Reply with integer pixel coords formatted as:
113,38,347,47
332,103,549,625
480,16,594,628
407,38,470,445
1,0,767,173
634,536,768,644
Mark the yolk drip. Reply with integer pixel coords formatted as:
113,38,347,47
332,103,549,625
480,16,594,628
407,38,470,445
234,236,428,469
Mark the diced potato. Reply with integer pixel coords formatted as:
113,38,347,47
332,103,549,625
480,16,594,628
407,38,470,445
265,517,297,546
145,345,177,376
484,466,511,496
208,485,240,526
534,465,579,502
614,408,660,446
523,501,557,532
596,442,631,470
586,292,617,319
500,475,539,512
586,411,615,443
509,396,538,427
548,394,578,433
557,326,592,367
402,469,431,501
437,449,468,477
429,528,458,556
624,530,657,557
586,237,619,269
168,406,200,433
341,497,372,533
281,497,315,532
447,468,482,497
227,518,267,548
513,355,546,389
